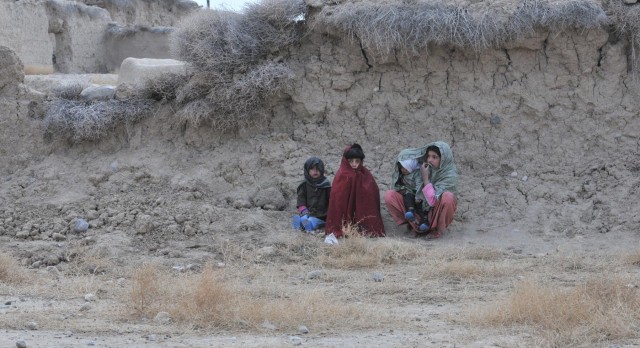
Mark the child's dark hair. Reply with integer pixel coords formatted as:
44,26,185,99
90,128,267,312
426,145,441,158
345,143,365,160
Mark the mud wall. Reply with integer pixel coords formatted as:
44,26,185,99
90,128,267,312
0,0,54,71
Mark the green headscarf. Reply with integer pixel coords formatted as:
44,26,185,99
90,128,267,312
390,141,458,201
426,141,458,198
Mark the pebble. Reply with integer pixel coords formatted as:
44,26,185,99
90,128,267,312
72,219,89,233
261,320,277,330
154,311,171,324
84,294,97,302
372,272,385,282
522,175,528,181
16,341,26,348
510,171,518,177
298,325,309,334
289,336,302,346
307,270,322,279
52,233,66,241
25,321,38,330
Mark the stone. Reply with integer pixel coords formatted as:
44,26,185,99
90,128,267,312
71,219,89,233
52,233,66,241
289,336,302,346
84,294,97,302
25,321,38,330
372,272,384,282
16,341,27,348
0,46,24,94
154,311,171,324
251,187,287,210
306,270,322,279
298,325,309,334
80,85,115,101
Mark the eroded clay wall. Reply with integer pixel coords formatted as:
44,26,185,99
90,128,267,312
79,0,199,26
0,0,54,71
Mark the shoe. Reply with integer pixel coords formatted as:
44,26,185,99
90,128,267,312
419,223,429,231
324,233,339,245
292,215,302,230
303,216,325,232
404,210,415,221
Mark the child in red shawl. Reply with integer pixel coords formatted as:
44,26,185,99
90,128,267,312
324,144,385,243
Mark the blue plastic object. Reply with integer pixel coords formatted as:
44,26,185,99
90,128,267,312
419,223,429,231
292,215,302,230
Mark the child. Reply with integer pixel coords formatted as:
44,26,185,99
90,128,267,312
393,158,429,231
293,157,331,233
324,144,385,243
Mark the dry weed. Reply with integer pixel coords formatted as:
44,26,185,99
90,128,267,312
126,263,380,331
319,222,422,269
317,0,605,54
129,263,164,317
471,277,640,346
44,98,155,141
622,250,640,267
0,254,28,284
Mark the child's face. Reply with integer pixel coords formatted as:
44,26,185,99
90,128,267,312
400,167,410,175
308,166,321,179
426,150,441,169
348,158,362,169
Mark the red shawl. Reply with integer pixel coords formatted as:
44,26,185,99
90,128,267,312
325,146,385,238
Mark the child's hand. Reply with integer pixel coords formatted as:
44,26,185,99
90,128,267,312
301,209,309,216
420,162,430,182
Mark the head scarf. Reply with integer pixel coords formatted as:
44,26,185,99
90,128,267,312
399,159,419,172
426,141,458,197
303,157,331,189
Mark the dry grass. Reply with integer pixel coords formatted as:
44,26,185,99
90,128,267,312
316,0,606,54
127,262,378,331
24,65,54,75
0,254,28,284
471,277,640,346
319,223,423,269
44,99,155,141
622,250,640,267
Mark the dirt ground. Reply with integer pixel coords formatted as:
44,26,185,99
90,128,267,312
1,201,639,348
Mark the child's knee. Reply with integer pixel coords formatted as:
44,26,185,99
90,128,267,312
441,192,455,204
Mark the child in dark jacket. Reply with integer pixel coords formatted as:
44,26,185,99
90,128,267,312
293,157,331,232
394,159,428,231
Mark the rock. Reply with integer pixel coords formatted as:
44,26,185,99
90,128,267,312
84,293,97,302
16,230,30,239
490,115,502,125
135,214,154,234
79,303,92,311
116,58,187,99
623,0,637,4
45,255,60,266
372,272,384,282
52,233,66,241
510,171,518,177
25,321,38,330
306,270,322,279
80,85,115,101
71,219,89,233
522,176,528,182
154,311,171,324
31,260,42,268
16,341,27,348
0,46,24,94
251,187,287,210
289,336,302,346
298,325,309,334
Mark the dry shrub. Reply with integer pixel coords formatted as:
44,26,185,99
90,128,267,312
605,0,640,78
0,254,28,284
129,263,164,317
44,98,155,141
319,222,422,269
51,81,87,100
142,73,189,101
317,0,606,54
170,0,306,131
472,277,640,345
